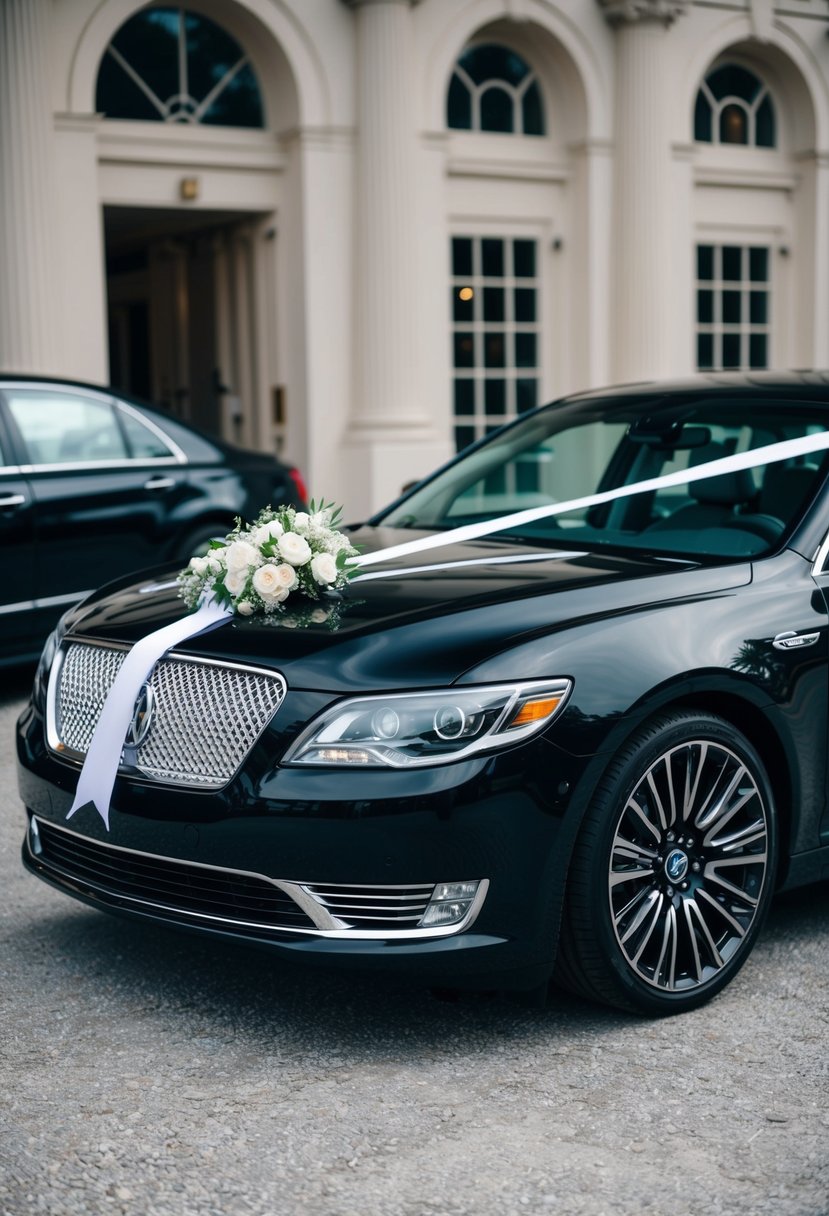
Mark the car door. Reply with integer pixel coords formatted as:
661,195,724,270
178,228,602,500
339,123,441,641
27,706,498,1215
0,403,37,656
1,382,188,601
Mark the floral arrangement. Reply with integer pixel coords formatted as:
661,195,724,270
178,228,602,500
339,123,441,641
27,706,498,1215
177,502,360,618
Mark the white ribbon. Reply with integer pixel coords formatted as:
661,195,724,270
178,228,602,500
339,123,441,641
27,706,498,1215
66,596,232,830
67,430,829,830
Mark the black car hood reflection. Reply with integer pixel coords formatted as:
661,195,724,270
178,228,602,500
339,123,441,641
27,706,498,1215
66,527,752,691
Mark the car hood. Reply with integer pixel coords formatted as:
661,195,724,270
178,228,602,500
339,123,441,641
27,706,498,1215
63,527,752,691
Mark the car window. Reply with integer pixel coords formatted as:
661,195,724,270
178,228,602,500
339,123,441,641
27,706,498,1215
7,389,128,465
380,397,829,561
118,407,175,459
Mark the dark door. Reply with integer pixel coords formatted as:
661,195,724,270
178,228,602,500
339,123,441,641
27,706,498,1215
2,384,187,600
0,407,36,655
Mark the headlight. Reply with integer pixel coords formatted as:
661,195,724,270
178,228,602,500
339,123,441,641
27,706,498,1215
282,679,572,768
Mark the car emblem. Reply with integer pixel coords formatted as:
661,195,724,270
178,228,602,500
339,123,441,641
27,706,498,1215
127,682,155,748
664,849,689,883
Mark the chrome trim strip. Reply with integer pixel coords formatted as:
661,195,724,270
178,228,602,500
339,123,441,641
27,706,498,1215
0,590,92,616
20,457,180,474
28,817,489,941
812,530,829,576
115,399,187,464
0,465,23,474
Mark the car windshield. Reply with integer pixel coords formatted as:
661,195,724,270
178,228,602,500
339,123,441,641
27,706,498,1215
378,394,829,559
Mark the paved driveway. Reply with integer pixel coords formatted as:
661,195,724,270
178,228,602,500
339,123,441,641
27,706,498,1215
1,668,827,1216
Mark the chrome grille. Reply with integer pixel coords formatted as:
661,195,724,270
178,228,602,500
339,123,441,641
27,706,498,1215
302,882,435,929
50,640,286,788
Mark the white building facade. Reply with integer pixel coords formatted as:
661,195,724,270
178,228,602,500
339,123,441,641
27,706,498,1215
1,0,828,517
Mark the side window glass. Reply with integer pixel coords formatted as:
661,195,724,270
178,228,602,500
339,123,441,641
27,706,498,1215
118,408,175,459
7,390,128,465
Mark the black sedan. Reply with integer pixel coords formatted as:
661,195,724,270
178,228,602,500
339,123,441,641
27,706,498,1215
16,372,829,1015
0,376,306,664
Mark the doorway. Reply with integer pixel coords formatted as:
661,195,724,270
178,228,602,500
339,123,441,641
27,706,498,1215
104,205,280,452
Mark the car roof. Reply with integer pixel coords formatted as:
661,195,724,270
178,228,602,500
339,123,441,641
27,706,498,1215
562,370,829,405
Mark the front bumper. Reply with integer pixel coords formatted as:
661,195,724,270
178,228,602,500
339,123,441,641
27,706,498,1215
17,700,586,989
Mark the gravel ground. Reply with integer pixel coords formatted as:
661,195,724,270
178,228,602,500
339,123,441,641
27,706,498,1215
1,667,827,1216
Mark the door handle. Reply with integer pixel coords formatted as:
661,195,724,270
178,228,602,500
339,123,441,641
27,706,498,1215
143,477,176,492
0,494,25,509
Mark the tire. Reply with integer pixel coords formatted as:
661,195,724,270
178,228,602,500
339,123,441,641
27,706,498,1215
556,710,778,1016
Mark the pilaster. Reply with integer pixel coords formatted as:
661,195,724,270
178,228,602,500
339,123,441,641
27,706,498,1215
0,0,59,371
600,0,688,381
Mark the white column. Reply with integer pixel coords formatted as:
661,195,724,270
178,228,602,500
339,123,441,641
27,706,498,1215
342,0,449,516
599,1,688,383
0,0,58,372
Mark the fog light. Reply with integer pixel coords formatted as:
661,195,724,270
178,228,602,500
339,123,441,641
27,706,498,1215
419,879,481,928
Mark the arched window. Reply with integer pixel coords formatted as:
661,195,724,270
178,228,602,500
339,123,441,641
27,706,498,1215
447,44,544,136
694,64,775,148
96,6,264,128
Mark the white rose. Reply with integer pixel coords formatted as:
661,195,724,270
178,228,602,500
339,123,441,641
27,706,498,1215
253,520,284,546
278,531,312,566
188,556,208,575
273,563,298,590
224,568,247,597
252,564,286,601
310,552,338,585
225,539,260,573
236,600,254,616
311,608,330,623
207,553,224,573
293,512,310,533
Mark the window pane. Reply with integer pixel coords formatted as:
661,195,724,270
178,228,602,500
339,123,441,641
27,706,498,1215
723,290,741,324
697,245,714,281
756,95,775,148
515,332,536,368
454,333,475,368
454,379,475,416
483,286,505,323
697,333,714,369
453,286,474,323
697,289,713,324
513,240,535,278
484,334,506,368
200,63,263,129
694,92,712,142
722,246,742,281
722,333,741,368
749,291,767,324
452,237,473,277
447,74,472,130
480,85,514,133
455,425,476,452
485,379,506,416
482,239,504,277
514,288,536,322
749,333,768,368
707,64,762,104
516,378,538,413
7,391,128,464
119,410,173,459
459,44,530,88
720,104,748,145
521,81,544,136
109,9,179,112
96,54,163,121
749,247,768,282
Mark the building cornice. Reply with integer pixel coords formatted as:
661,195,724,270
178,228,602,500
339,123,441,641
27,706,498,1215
597,0,689,26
